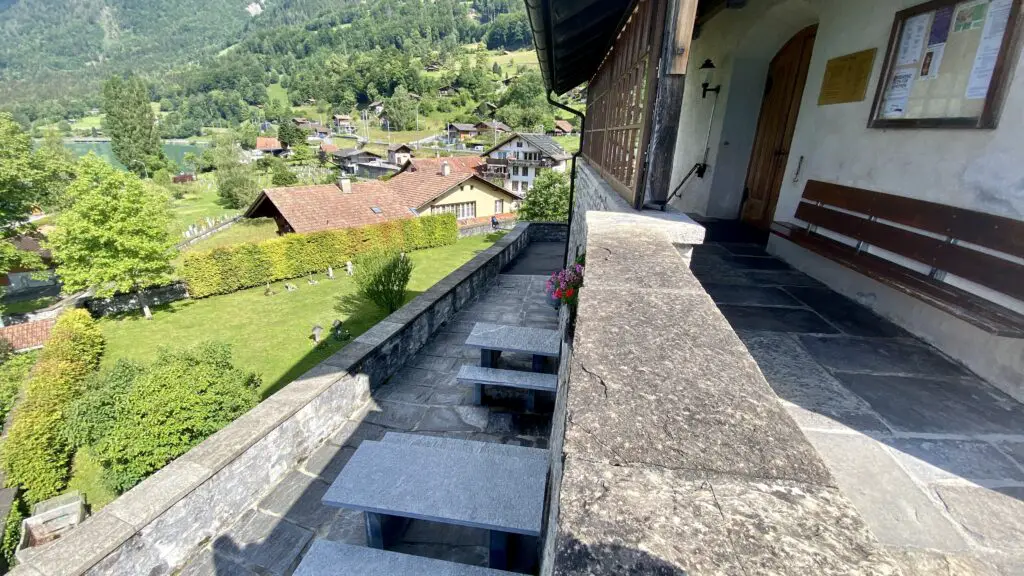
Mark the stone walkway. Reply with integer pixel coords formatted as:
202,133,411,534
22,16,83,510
179,254,560,575
690,241,1024,575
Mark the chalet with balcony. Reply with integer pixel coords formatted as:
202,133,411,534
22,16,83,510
447,123,479,141
481,132,571,194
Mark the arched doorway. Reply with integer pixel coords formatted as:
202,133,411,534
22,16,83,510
740,24,817,229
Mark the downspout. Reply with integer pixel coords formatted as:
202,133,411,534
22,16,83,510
548,92,585,267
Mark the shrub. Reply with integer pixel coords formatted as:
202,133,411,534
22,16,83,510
95,342,260,492
64,360,145,449
0,310,105,504
354,249,414,313
182,213,457,298
0,497,26,570
0,340,13,365
518,170,570,222
0,352,36,424
270,163,298,186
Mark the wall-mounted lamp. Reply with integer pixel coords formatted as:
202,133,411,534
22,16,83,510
699,59,721,99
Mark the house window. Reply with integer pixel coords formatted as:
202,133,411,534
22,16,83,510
512,166,519,176
516,140,523,148
432,202,477,219
495,199,504,213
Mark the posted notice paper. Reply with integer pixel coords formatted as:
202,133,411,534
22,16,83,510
882,69,916,118
897,13,932,66
966,0,1013,99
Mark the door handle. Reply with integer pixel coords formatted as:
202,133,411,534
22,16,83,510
792,155,805,183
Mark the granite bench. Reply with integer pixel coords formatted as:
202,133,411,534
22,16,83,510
294,540,520,576
323,438,549,570
381,432,549,462
463,322,560,372
456,365,557,411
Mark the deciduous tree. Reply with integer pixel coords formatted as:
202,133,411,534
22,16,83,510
48,155,174,319
102,75,169,177
518,169,569,222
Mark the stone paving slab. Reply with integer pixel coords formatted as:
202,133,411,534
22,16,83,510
302,443,355,482
885,438,1024,484
833,372,1024,435
886,548,1013,576
215,509,312,576
784,287,909,338
804,432,968,552
381,432,548,461
934,486,1024,550
719,305,839,333
799,336,971,378
741,269,826,287
703,283,802,306
323,440,548,535
257,471,337,533
177,549,258,576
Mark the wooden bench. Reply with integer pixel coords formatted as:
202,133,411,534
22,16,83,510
294,540,519,576
463,323,560,372
456,365,557,411
771,180,1024,337
322,438,549,570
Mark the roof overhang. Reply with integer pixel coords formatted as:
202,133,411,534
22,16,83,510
527,0,723,94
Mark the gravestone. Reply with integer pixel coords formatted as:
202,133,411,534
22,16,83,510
331,319,350,341
286,283,297,292
312,325,324,344
327,266,335,279
264,283,276,297
346,261,354,276
308,275,319,285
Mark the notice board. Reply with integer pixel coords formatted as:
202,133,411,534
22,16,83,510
819,48,878,105
868,0,1022,128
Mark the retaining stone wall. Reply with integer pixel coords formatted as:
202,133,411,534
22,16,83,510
83,283,190,318
10,224,538,576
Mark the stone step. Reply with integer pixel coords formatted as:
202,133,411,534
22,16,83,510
463,322,560,357
323,440,548,536
381,432,548,462
294,540,519,576
456,365,557,392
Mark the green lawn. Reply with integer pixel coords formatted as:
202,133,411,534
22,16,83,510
168,174,239,234
100,234,503,397
552,135,581,154
182,218,279,252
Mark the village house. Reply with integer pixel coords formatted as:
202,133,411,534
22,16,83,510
318,142,339,163
447,122,479,141
331,148,382,174
438,83,459,97
253,136,285,158
243,156,519,234
481,132,571,194
387,143,414,166
474,119,513,135
332,114,352,130
552,119,574,135
0,234,56,295
367,101,385,116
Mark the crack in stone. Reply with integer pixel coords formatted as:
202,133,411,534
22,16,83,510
577,362,609,399
705,480,752,576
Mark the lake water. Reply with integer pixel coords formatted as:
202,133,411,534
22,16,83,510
63,141,207,171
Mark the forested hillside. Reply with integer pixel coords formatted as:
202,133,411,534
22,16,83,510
0,0,537,130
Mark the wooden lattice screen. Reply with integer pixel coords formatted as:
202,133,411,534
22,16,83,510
582,0,666,208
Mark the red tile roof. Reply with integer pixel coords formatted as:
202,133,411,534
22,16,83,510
0,318,54,352
320,143,339,154
388,160,510,209
554,120,573,133
402,156,484,176
256,137,283,151
254,181,414,233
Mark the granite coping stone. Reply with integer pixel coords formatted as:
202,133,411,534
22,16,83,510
584,223,706,291
585,209,706,246
464,323,560,357
553,458,899,576
16,512,136,576
381,431,549,461
294,540,519,576
323,440,548,535
456,365,557,391
566,287,833,486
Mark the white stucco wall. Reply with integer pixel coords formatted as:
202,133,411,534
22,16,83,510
670,0,1024,222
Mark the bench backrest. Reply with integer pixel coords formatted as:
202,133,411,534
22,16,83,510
796,180,1024,302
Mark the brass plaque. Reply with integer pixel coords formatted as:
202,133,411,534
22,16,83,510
818,48,878,105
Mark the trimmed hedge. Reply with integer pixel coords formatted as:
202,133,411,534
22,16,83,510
0,310,105,505
182,213,458,298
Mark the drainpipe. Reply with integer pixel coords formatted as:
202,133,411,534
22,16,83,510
548,91,585,266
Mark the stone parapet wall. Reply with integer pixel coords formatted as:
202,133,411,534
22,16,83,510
83,282,190,318
542,171,900,574
11,224,538,576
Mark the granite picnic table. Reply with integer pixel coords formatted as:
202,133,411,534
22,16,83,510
322,434,549,570
463,322,560,372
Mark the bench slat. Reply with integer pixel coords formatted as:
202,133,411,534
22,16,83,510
381,432,549,461
463,323,560,357
771,223,1024,337
802,180,1024,258
323,441,548,536
795,202,1024,302
294,540,519,576
457,365,557,392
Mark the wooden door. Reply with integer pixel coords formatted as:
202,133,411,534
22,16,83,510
741,25,817,228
